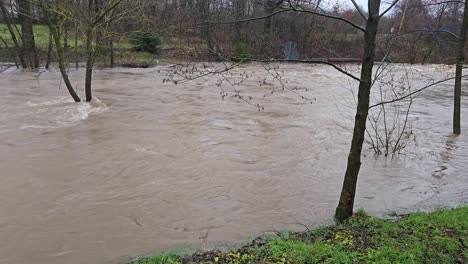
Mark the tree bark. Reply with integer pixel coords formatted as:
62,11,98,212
45,29,52,69
64,25,68,51
454,0,468,134
335,0,381,222
85,28,94,102
18,0,39,69
75,29,79,69
109,39,114,68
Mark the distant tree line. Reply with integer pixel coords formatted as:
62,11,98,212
0,0,466,64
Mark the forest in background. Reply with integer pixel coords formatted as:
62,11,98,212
0,0,466,66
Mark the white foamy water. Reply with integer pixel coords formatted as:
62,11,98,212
0,64,467,264
20,96,108,130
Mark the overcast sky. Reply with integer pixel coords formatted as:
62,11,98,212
335,0,394,15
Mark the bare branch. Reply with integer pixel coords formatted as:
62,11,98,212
168,62,243,84
286,6,365,32
204,7,365,33
92,0,123,28
206,9,290,26
251,58,361,82
350,0,368,20
410,0,463,8
404,29,459,39
380,0,400,17
369,75,468,109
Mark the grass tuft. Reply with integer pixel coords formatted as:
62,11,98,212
130,206,468,263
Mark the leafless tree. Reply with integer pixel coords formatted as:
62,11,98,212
18,0,39,68
453,0,467,134
0,0,27,67
38,0,124,102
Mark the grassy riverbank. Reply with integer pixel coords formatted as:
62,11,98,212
129,206,468,264
0,24,166,66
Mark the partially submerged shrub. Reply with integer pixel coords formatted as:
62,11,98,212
130,32,161,54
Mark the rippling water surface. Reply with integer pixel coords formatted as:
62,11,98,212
0,64,467,264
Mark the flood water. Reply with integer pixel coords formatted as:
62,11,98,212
0,63,467,264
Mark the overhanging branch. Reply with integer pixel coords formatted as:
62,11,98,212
250,58,361,82
205,7,365,33
380,0,400,17
369,75,468,109
350,0,368,20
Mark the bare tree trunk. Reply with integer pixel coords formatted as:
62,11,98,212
107,8,114,68
0,0,27,68
75,30,79,69
45,29,52,69
264,2,274,44
18,0,39,69
397,0,409,34
64,25,68,51
197,0,214,56
335,0,381,222
233,0,247,42
109,39,114,68
263,0,284,55
55,32,81,102
40,1,81,102
454,0,468,134
85,64,93,102
85,29,94,102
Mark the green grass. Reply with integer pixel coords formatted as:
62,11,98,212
0,23,162,65
130,206,468,264
0,24,49,48
0,24,134,49
129,253,180,264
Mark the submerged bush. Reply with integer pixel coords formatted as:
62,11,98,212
129,32,161,54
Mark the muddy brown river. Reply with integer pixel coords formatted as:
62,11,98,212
0,63,467,264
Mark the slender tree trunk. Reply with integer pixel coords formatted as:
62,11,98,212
397,0,409,34
40,2,81,102
233,0,246,42
85,64,93,102
454,0,468,134
75,30,79,68
85,29,94,102
264,7,274,47
0,0,27,68
45,29,52,69
263,1,284,56
109,39,114,68
64,25,68,51
335,0,381,222
94,0,102,58
18,0,39,69
55,31,81,102
107,6,114,68
198,0,214,56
